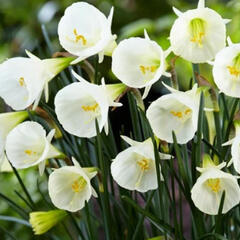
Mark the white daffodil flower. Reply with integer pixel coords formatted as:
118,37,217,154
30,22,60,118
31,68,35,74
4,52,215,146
0,111,28,171
48,158,97,212
191,155,240,215
5,121,64,175
170,0,229,63
146,83,200,144
0,51,74,110
213,38,240,98
110,136,172,192
55,70,126,138
112,31,171,99
58,2,116,64
222,121,240,173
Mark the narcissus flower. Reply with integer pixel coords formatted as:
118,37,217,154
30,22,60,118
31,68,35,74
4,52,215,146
48,158,97,212
58,2,116,64
29,210,67,235
146,83,200,144
112,31,171,99
191,155,240,215
5,121,64,175
213,38,240,98
0,51,74,110
55,71,126,138
111,136,172,192
0,111,28,170
222,121,240,174
170,0,229,63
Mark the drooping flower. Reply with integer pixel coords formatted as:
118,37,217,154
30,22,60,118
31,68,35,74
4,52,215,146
146,83,200,144
222,120,240,174
170,0,229,63
58,2,116,64
55,70,126,138
111,136,172,192
29,210,67,235
191,155,240,215
112,31,171,99
48,158,97,212
0,51,74,110
0,111,28,171
213,38,240,98
5,121,64,175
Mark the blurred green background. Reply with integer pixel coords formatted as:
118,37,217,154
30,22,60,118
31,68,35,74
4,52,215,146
0,0,239,239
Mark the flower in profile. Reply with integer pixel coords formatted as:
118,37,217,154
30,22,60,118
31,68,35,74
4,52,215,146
5,121,64,175
111,136,172,192
48,158,97,212
55,70,126,138
213,38,240,98
170,0,229,63
0,111,28,170
112,31,171,99
191,154,240,215
222,120,240,174
146,83,200,144
58,2,116,64
29,210,67,235
0,51,74,110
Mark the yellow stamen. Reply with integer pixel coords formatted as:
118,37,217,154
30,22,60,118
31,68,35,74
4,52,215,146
139,65,158,75
170,111,183,118
24,150,37,155
227,54,240,77
73,28,87,45
82,103,99,112
137,158,150,170
189,18,205,47
71,177,87,193
19,77,25,87
185,109,192,115
206,178,221,193
170,108,192,119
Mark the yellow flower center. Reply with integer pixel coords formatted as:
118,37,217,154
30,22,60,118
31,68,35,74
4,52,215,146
189,18,206,47
24,150,37,155
170,108,192,120
227,53,240,77
73,28,87,45
139,65,158,75
206,178,221,193
81,103,99,112
71,177,87,193
19,77,25,87
137,158,150,170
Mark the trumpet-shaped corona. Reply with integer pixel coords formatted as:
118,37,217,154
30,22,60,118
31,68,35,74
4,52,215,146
55,71,126,138
213,40,240,98
191,156,240,215
170,0,228,63
58,2,116,64
5,121,63,175
0,52,74,110
111,136,172,192
112,33,170,99
48,159,97,212
146,83,200,144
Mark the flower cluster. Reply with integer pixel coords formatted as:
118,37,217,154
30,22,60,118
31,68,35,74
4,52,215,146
1,0,240,237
